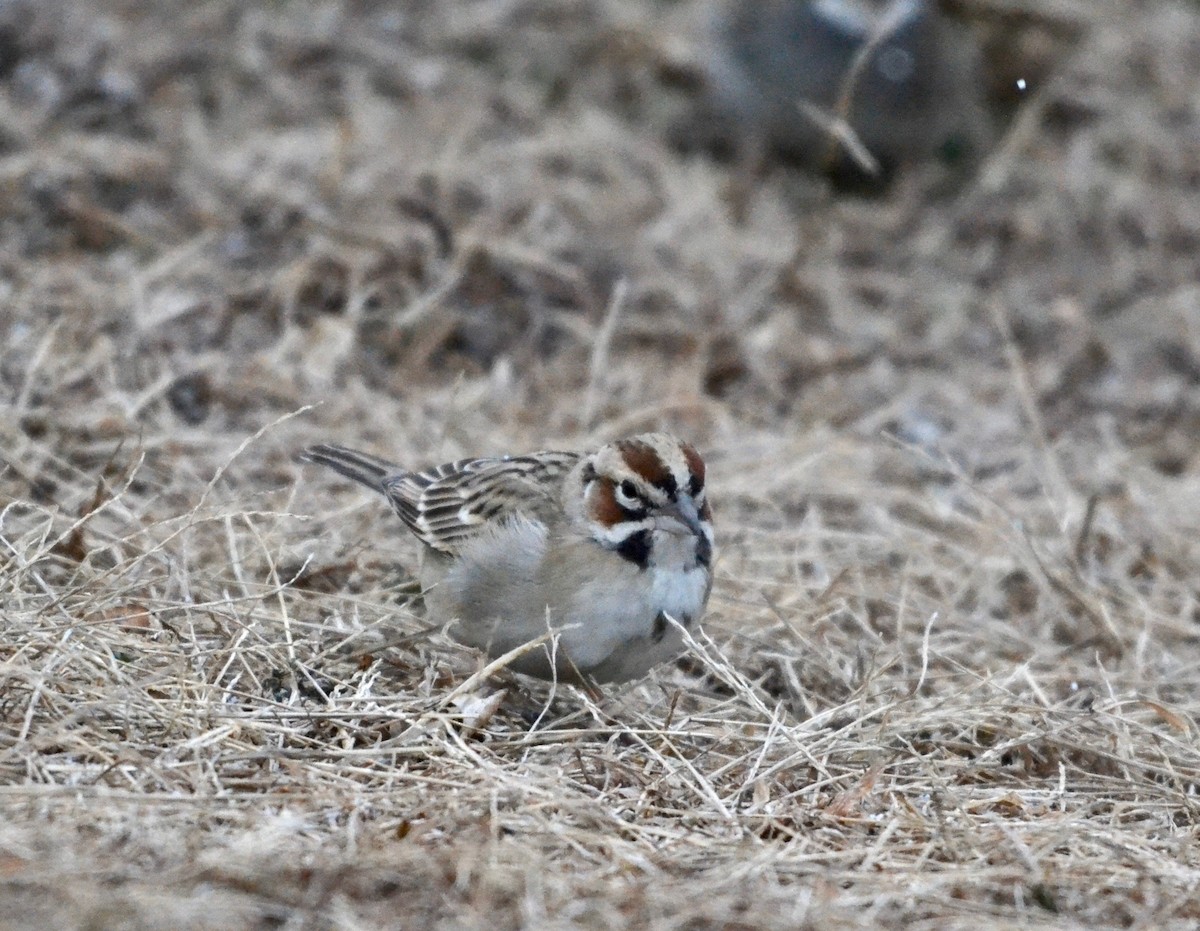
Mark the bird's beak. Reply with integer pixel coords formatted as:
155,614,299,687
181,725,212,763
655,495,713,568
655,495,706,538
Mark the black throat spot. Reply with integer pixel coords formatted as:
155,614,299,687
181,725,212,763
615,529,651,568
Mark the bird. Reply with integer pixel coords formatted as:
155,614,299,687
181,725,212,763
298,433,715,684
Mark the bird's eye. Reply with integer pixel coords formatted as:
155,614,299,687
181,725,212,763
614,479,646,514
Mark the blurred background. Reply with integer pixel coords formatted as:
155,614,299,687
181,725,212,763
3,0,1200,926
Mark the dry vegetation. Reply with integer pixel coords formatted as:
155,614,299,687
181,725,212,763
3,0,1200,927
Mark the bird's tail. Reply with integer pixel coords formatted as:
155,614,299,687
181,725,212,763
297,444,405,494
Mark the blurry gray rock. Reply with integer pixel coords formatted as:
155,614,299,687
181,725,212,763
705,0,994,177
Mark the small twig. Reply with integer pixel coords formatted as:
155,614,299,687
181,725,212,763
797,100,881,178
582,278,628,427
989,299,1071,522
1074,492,1101,565
439,629,565,706
913,611,938,696
814,0,923,173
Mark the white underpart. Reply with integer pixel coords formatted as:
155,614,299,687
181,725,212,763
423,508,711,683
561,554,710,682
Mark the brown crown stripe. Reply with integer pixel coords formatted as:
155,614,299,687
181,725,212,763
681,443,705,487
619,441,675,491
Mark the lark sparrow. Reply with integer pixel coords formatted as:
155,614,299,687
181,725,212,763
299,433,714,684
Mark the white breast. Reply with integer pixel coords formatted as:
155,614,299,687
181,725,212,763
421,517,711,683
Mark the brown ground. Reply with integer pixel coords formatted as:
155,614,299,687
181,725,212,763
3,0,1200,928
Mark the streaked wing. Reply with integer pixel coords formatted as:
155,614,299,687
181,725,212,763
385,451,580,554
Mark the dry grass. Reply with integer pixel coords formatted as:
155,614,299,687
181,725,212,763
3,0,1200,927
